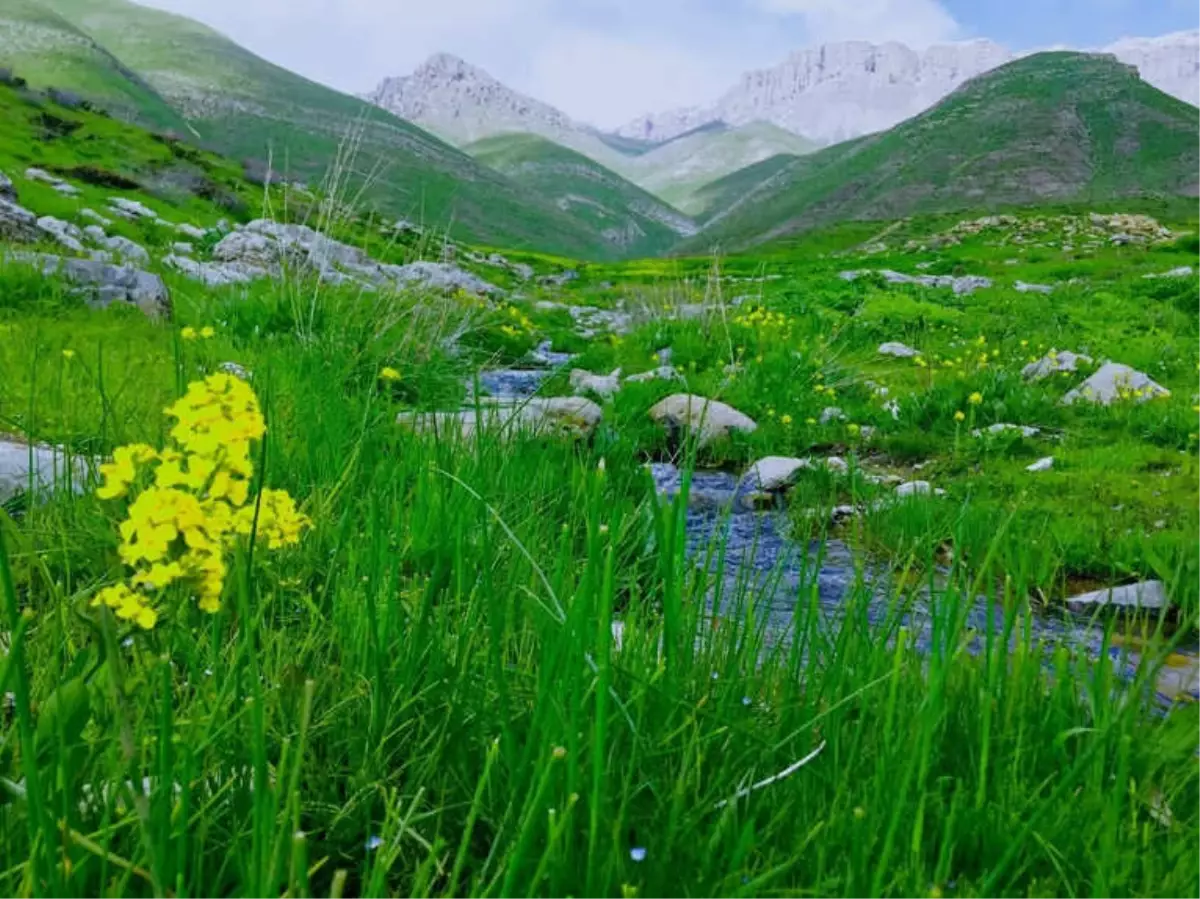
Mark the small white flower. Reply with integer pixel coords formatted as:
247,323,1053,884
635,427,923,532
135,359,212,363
630,847,647,862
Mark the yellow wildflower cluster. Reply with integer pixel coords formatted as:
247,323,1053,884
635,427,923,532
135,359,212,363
731,307,793,340
497,304,537,339
181,326,216,341
93,374,309,629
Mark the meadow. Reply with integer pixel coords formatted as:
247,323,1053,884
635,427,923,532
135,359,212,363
1,199,1198,898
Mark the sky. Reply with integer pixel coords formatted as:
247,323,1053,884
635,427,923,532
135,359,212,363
139,0,1198,129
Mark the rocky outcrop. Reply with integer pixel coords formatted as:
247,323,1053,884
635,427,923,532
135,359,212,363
649,394,757,448
1061,363,1170,405
841,269,992,295
3,251,169,317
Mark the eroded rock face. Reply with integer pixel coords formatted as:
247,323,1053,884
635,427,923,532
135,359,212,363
648,394,757,447
1061,362,1170,405
4,251,169,317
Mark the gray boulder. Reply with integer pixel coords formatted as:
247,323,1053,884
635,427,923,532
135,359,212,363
175,222,207,240
108,198,159,220
0,196,39,242
569,368,621,399
740,456,814,492
878,341,919,358
80,208,113,228
648,394,757,448
83,224,107,241
1066,580,1167,614
0,439,90,504
1062,362,1170,405
171,241,194,255
1022,349,1092,381
1014,280,1054,294
0,170,13,199
4,251,169,317
163,255,263,287
102,235,150,264
1142,266,1194,279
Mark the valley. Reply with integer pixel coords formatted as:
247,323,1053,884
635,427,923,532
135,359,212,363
0,2,1197,896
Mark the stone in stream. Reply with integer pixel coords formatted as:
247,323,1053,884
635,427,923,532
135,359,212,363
1066,580,1168,614
648,394,757,448
3,251,169,317
0,439,90,504
1022,349,1092,381
569,368,621,399
1061,363,1170,406
878,341,919,358
396,397,602,440
740,456,816,492
1026,456,1054,472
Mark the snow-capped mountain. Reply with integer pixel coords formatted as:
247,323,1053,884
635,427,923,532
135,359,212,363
616,31,1200,145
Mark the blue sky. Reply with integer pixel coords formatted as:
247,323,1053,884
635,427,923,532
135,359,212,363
141,0,1198,128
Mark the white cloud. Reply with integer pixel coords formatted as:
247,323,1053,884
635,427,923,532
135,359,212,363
137,0,961,127
750,0,960,46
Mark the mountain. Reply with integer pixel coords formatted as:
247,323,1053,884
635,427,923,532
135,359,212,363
465,133,696,256
617,122,818,214
0,0,189,133
363,54,821,209
365,53,627,169
0,0,635,259
679,52,1200,253
617,32,1200,145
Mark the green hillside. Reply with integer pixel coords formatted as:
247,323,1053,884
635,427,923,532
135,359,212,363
687,151,804,222
466,132,696,257
0,0,189,133
618,121,818,214
682,52,1200,253
1,0,622,259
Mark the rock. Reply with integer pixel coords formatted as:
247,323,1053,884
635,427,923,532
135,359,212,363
24,167,58,186
53,182,80,196
1026,456,1054,472
1066,580,1168,614
741,456,814,492
1142,266,1194,279
102,235,150,264
1014,280,1053,294
108,198,159,220
648,394,757,448
175,223,207,240
385,260,500,295
824,456,849,474
0,170,13,199
80,208,113,228
0,196,39,242
625,366,681,384
878,341,919,358
819,406,846,425
82,224,107,241
396,396,602,440
1062,362,1170,405
569,368,621,399
4,251,169,317
843,269,992,294
1022,349,1092,381
0,439,90,504
163,255,262,287
171,241,194,255
537,269,579,287
972,423,1041,438
528,340,576,367
895,480,944,497
218,361,251,380
36,216,86,252
1110,233,1133,246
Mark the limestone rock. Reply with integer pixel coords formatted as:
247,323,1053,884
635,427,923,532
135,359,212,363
1066,580,1168,614
972,423,1040,438
895,480,944,498
1062,362,1170,405
648,394,757,447
108,198,159,220
741,456,814,492
1022,349,1092,381
4,251,168,317
878,341,919,358
175,223,207,240
0,196,39,242
569,368,621,399
1014,280,1053,294
171,241,194,255
1026,456,1054,472
163,255,263,287
80,208,113,228
36,216,85,252
0,439,90,504
102,235,150,264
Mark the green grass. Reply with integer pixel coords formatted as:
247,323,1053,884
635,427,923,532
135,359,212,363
684,52,1200,253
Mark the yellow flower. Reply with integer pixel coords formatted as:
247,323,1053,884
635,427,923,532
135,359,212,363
62,349,76,360
96,443,158,500
954,410,965,422
199,326,216,339
915,357,928,368
181,327,198,340
1020,340,1029,348
379,366,401,382
91,584,158,630
780,414,793,426
805,417,817,426
847,423,860,436
968,392,983,405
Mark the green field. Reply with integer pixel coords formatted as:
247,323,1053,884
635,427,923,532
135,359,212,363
0,28,1197,899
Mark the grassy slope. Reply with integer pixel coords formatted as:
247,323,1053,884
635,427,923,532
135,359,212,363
465,132,694,258
688,151,804,221
684,52,1200,253
618,121,818,214
9,0,624,260
0,202,1196,896
0,0,188,133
